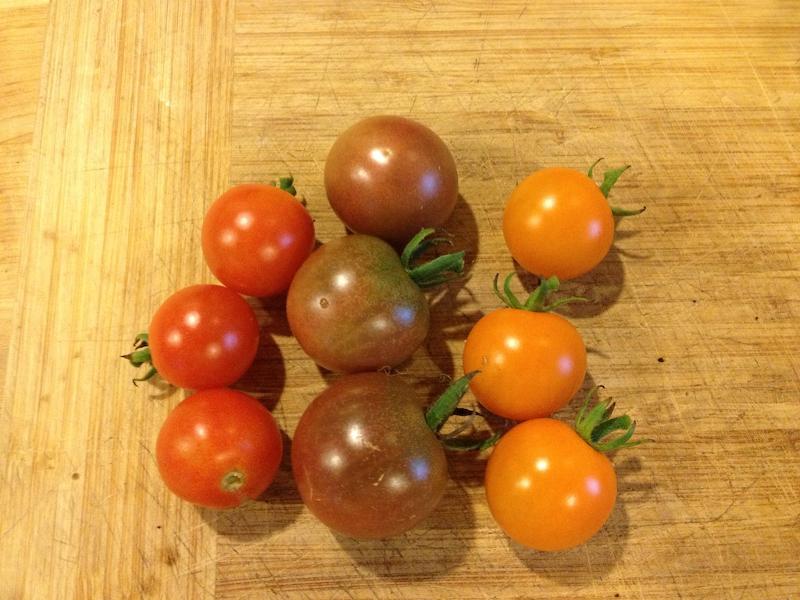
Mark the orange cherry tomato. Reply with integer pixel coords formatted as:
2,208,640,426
485,418,616,551
462,308,586,420
503,167,614,280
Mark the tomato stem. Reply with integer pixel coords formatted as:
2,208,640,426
425,371,478,432
575,386,646,453
493,273,586,312
271,175,297,196
588,159,645,216
121,332,159,386
611,205,646,217
402,228,465,288
424,372,500,451
587,157,605,178
598,164,630,198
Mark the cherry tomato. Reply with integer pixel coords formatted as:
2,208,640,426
149,285,259,389
503,167,614,280
286,234,430,372
463,308,586,420
202,183,315,297
292,372,448,538
485,418,616,551
325,115,458,247
156,388,283,509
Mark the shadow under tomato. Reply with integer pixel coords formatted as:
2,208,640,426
510,498,630,583
444,445,494,489
314,362,341,385
335,478,474,580
233,331,286,411
249,294,293,338
196,430,303,542
614,455,657,500
424,194,481,378
144,376,181,400
510,245,626,320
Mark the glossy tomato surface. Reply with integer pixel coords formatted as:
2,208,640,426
503,167,614,280
462,308,586,420
286,234,429,372
292,372,448,538
156,388,283,509
485,419,616,551
148,285,259,389
325,115,458,247
202,184,315,297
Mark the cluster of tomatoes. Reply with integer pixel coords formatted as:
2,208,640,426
124,115,645,552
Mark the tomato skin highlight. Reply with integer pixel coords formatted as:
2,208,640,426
325,115,458,247
201,184,315,297
286,234,429,372
156,389,283,509
462,308,586,420
148,285,259,390
291,372,448,539
503,167,614,280
485,418,617,551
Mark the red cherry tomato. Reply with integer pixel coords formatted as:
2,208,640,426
148,285,259,389
202,184,315,297
503,167,614,280
156,388,283,509
485,418,617,551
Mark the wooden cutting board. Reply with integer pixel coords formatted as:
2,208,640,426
2,1,798,598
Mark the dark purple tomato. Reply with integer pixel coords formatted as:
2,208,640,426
324,115,458,247
291,372,448,539
285,234,429,372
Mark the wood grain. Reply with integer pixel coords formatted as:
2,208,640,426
0,2,48,383
2,1,799,599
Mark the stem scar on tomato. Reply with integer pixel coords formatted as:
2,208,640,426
220,470,247,492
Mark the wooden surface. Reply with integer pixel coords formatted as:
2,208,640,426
2,1,799,598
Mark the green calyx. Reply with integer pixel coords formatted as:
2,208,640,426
587,159,645,217
271,175,298,196
401,228,465,288
493,273,586,312
121,333,157,386
424,371,500,452
575,386,646,453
